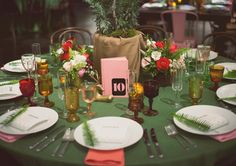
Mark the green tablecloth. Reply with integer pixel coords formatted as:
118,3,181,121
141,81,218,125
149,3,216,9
0,55,236,166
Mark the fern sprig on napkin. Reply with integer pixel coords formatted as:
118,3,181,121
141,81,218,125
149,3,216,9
82,120,97,146
173,113,211,131
0,80,19,86
0,105,28,126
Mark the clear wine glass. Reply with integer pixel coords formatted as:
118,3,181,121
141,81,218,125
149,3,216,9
171,68,183,109
38,73,54,107
143,79,159,116
56,70,68,119
21,53,35,78
81,81,97,118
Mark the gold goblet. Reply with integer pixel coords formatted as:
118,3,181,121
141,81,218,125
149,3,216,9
189,74,204,105
81,82,97,118
38,74,54,107
209,65,224,91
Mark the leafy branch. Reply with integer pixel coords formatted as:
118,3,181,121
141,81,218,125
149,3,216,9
173,113,211,131
0,80,19,86
82,120,97,146
0,105,29,126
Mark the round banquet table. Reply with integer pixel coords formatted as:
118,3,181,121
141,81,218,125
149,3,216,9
0,55,236,166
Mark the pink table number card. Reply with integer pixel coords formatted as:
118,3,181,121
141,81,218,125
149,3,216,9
101,57,129,98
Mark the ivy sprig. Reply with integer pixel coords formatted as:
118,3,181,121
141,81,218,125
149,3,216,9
0,105,29,126
82,120,97,146
173,113,211,132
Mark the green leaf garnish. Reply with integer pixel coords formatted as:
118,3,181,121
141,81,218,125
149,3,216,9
82,120,97,146
0,80,19,86
0,105,28,126
173,113,211,131
224,70,236,78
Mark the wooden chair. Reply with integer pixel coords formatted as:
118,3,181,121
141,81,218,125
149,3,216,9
160,10,199,47
136,25,166,41
50,27,93,45
201,32,236,60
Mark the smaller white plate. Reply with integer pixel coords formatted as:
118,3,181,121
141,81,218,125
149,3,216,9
216,84,236,105
178,5,196,11
173,105,236,135
142,2,167,8
74,117,143,150
0,83,22,100
216,62,236,80
3,60,26,73
0,106,58,135
189,49,218,61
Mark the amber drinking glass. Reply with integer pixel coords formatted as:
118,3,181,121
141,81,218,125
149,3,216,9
143,79,159,116
38,74,54,107
209,65,224,91
189,74,204,105
37,59,49,75
128,93,144,124
19,78,36,106
81,82,97,118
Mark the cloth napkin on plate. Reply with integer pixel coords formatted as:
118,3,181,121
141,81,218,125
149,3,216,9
211,129,236,142
0,132,24,143
84,149,124,166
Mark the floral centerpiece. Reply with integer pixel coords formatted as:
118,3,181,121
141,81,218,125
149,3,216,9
52,38,99,84
141,37,187,86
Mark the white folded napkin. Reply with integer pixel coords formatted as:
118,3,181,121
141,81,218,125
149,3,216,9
9,111,48,131
196,114,228,130
95,123,128,144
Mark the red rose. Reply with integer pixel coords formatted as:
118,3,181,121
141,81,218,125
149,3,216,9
155,41,164,49
170,44,177,53
62,40,73,51
83,53,90,59
60,53,70,61
156,57,170,71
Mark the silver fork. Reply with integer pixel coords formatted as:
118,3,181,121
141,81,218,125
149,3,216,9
165,124,190,150
51,128,71,157
57,128,75,157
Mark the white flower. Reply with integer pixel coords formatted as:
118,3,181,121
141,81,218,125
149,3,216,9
146,39,156,48
63,61,73,72
151,51,161,61
141,57,151,68
56,48,64,55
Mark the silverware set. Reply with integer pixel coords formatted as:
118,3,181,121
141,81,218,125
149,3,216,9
165,124,197,150
143,128,164,159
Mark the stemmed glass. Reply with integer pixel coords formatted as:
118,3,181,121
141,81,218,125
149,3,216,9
21,53,35,78
171,68,183,109
195,45,211,74
184,40,195,76
56,70,68,119
81,81,97,118
209,65,224,91
38,74,54,107
143,79,159,116
189,74,204,105
19,78,36,106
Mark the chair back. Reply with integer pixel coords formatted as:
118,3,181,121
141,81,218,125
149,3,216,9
50,27,93,45
136,25,166,41
161,10,198,46
202,32,236,60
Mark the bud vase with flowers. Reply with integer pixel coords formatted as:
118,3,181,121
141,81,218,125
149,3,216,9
141,36,187,87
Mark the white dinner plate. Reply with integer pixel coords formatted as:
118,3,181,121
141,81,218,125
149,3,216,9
74,116,143,150
178,5,196,11
0,106,58,135
173,105,236,135
3,59,26,73
216,84,236,105
190,49,218,61
216,62,236,80
142,2,167,8
0,83,22,100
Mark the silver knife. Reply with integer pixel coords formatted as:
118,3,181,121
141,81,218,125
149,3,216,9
36,127,65,152
28,125,65,150
143,129,154,159
150,128,164,158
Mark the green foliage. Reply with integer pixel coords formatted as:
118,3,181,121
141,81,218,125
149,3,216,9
173,113,211,131
224,70,236,78
82,120,97,146
84,0,139,37
0,105,29,126
0,80,19,86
